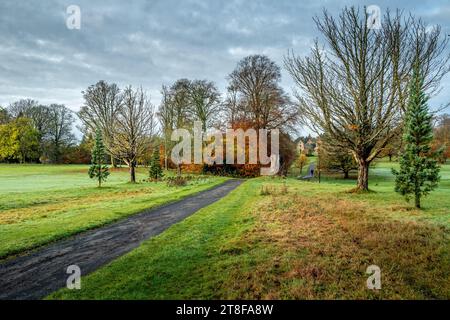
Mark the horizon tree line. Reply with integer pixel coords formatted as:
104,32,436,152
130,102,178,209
1,6,449,190
0,100,75,163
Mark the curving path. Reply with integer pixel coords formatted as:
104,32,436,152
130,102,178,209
0,179,243,300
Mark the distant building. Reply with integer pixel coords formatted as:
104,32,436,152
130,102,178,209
295,136,317,156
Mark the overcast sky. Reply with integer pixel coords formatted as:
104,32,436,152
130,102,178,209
1,0,449,130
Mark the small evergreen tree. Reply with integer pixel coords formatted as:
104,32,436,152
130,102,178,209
149,147,164,180
88,128,110,187
392,63,440,208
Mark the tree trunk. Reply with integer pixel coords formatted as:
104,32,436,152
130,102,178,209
344,170,349,179
415,195,421,209
356,159,369,191
130,161,136,183
415,181,421,209
164,140,168,170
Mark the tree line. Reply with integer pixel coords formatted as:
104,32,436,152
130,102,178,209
0,53,300,182
1,6,449,196
77,54,300,181
0,100,75,163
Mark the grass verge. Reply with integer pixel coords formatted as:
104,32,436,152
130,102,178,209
0,164,228,259
49,177,450,299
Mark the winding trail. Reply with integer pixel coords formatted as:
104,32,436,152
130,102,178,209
0,179,243,300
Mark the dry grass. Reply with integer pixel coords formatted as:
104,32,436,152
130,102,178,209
260,183,288,196
226,187,450,299
49,178,450,300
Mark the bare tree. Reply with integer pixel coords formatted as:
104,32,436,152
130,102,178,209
222,84,243,127
46,104,75,163
156,78,199,174
285,7,450,191
228,55,298,131
170,79,192,128
109,86,156,183
78,81,123,166
157,85,174,169
188,80,221,131
6,100,50,142
7,99,38,118
394,15,450,111
27,105,51,138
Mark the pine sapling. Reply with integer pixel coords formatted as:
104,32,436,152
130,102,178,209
89,128,110,187
149,147,164,181
392,63,440,208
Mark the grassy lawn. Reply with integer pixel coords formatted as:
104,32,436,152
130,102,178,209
49,161,450,299
0,164,228,259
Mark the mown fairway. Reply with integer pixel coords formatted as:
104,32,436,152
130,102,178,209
0,164,227,259
49,160,450,299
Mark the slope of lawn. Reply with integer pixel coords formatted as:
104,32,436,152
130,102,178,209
50,161,450,299
0,164,228,259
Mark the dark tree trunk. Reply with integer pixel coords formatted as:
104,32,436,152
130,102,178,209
164,146,168,170
344,170,349,179
130,161,136,183
415,196,421,209
356,159,369,191
415,183,421,208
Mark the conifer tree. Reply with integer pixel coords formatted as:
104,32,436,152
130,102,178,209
149,147,164,180
88,128,110,187
392,63,440,208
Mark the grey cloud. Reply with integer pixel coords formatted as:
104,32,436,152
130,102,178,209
0,0,449,115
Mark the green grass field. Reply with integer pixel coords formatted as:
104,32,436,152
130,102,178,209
49,160,450,299
0,164,227,259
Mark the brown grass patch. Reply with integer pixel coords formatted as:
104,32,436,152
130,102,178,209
225,193,450,299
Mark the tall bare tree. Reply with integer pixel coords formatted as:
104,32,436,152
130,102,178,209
222,84,243,127
46,104,75,163
171,79,192,128
228,55,298,131
188,79,221,131
156,79,196,174
157,85,174,169
285,7,450,191
78,81,123,166
109,86,156,183
6,100,50,142
27,105,51,138
7,99,38,118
